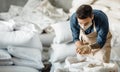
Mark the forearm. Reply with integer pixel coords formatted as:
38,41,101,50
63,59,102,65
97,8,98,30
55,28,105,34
89,43,101,49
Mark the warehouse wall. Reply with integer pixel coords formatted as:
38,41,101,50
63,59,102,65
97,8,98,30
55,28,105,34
0,0,27,12
49,0,73,12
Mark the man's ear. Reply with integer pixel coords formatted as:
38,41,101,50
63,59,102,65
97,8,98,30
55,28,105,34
91,14,94,20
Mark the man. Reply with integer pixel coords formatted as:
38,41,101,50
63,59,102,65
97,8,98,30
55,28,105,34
70,4,112,63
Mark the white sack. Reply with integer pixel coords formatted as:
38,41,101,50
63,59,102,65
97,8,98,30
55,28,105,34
91,4,110,12
0,66,39,72
12,57,44,69
50,62,65,72
8,5,23,17
0,30,42,49
51,21,73,44
107,10,120,20
0,31,33,48
49,43,76,63
18,0,68,32
0,49,11,60
94,0,120,10
0,12,11,20
64,56,118,72
109,18,120,47
0,59,13,65
7,46,43,63
0,5,22,20
39,32,55,47
0,20,15,32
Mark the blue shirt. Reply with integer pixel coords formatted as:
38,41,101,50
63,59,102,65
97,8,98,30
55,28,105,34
70,10,109,48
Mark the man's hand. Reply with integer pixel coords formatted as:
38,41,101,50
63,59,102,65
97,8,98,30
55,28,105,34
76,45,92,54
75,41,84,47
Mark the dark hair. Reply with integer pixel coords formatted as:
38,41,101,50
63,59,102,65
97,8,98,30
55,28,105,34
76,4,93,19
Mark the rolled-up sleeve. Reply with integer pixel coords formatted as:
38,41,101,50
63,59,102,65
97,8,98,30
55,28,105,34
96,11,109,48
70,13,80,43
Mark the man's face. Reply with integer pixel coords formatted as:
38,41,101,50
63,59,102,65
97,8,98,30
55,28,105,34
77,17,93,26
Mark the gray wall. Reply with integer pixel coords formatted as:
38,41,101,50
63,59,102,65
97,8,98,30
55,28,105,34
0,0,27,12
49,0,73,12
